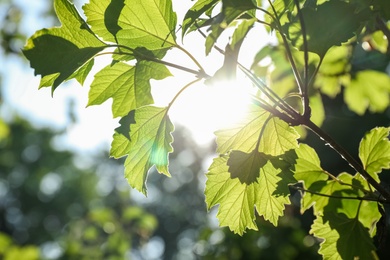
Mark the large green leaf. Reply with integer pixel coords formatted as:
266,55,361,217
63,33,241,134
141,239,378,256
83,0,125,43
114,0,177,50
110,106,174,194
312,212,378,260
344,70,390,115
215,104,270,154
284,0,366,57
359,127,390,182
23,0,106,92
310,174,380,259
88,61,171,118
205,150,293,234
215,104,299,156
257,117,300,156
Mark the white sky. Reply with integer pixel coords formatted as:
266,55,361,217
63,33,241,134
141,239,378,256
1,0,272,153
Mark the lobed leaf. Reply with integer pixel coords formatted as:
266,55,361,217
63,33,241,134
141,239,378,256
205,151,293,234
88,61,171,118
23,0,106,92
116,0,177,50
344,70,390,115
359,127,390,182
215,104,270,154
111,106,174,195
310,174,380,259
83,0,125,43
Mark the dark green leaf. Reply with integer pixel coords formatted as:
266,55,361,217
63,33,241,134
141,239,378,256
23,0,106,93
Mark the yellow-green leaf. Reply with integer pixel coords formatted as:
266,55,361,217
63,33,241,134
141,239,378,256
359,127,390,182
113,106,174,195
88,61,171,117
344,70,390,115
205,151,293,234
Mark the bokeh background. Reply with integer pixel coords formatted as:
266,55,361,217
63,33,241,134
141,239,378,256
1,0,390,259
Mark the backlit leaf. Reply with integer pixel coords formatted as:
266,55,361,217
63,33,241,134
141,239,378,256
215,104,270,154
118,106,174,195
205,0,256,55
205,151,293,234
344,70,390,115
115,0,177,50
310,174,380,259
182,0,220,37
88,61,171,117
311,213,378,260
359,127,390,182
23,0,106,92
257,117,299,156
83,0,125,43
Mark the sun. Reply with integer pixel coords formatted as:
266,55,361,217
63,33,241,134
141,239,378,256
167,75,254,145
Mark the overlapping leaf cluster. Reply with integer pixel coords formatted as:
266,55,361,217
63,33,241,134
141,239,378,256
23,0,390,259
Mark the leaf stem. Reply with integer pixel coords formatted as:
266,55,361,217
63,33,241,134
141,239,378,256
293,0,310,118
267,0,304,102
291,186,389,204
302,119,390,202
167,78,203,112
111,44,210,78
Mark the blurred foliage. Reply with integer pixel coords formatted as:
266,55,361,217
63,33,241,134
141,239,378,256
1,0,390,259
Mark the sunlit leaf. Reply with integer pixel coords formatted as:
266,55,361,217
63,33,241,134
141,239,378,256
314,45,350,98
205,0,256,55
215,104,269,154
83,0,125,43
205,151,293,234
310,175,380,259
359,127,390,182
88,61,171,117
311,213,378,260
212,18,256,81
115,0,177,50
23,0,106,92
182,0,220,37
71,59,95,86
344,70,390,115
257,117,299,156
117,106,174,195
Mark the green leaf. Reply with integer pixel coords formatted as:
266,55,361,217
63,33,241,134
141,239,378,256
88,61,171,118
116,106,174,195
115,0,177,50
344,70,390,115
23,0,106,92
290,144,328,213
311,212,378,260
359,127,390,182
215,104,269,154
83,0,125,43
215,104,299,156
257,117,300,156
71,59,95,86
205,151,293,234
182,0,220,37
310,174,380,259
205,0,256,55
284,0,365,57
212,18,256,81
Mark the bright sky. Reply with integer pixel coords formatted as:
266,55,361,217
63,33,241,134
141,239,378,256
2,0,272,153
